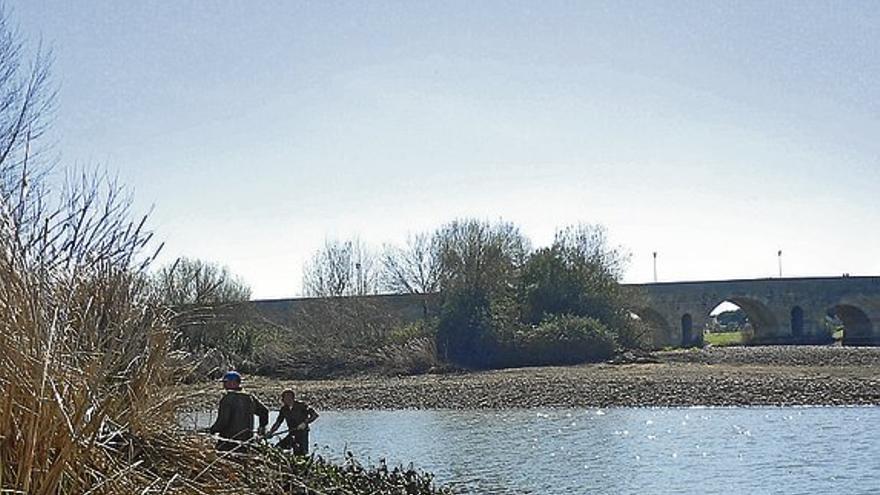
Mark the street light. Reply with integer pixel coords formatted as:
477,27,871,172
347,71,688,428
653,251,658,283
777,250,782,278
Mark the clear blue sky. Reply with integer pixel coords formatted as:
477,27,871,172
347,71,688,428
13,0,880,299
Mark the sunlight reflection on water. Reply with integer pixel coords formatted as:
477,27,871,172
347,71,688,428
181,406,880,495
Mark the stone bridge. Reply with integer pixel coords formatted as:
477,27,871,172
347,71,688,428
249,276,880,349
625,276,880,348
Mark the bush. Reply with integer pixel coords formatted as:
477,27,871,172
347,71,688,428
249,300,444,379
520,225,628,328
613,313,655,350
436,288,510,368
510,314,617,366
437,312,617,370
369,334,443,375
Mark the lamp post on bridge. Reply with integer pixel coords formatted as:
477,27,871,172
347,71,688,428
778,250,782,278
653,251,657,283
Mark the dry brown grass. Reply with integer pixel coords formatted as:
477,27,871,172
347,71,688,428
0,12,252,486
0,171,197,493
249,299,443,379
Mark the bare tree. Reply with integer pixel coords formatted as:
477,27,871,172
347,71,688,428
380,232,441,295
434,218,531,297
380,232,442,318
152,257,254,362
0,8,55,247
302,237,379,297
552,223,629,279
153,257,251,306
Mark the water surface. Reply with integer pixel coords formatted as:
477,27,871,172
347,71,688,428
183,406,880,494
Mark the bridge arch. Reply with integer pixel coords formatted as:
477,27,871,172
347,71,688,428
709,296,778,342
631,307,672,348
631,276,880,347
831,303,874,346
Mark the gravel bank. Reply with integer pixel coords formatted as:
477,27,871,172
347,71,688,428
180,346,880,411
657,345,880,367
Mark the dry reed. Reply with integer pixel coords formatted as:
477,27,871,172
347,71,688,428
0,171,192,493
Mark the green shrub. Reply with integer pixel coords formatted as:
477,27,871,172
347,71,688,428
511,314,617,366
436,289,494,367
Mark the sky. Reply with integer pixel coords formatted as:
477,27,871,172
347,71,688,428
11,0,880,299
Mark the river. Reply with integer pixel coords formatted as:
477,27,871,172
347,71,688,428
183,406,880,494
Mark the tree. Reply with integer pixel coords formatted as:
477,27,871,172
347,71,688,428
521,223,644,347
522,224,628,324
552,224,628,279
381,232,441,317
381,232,441,295
0,9,54,234
153,257,254,359
435,218,530,297
154,257,251,306
302,237,379,297
714,308,747,331
433,218,531,367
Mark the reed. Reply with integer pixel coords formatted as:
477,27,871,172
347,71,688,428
0,171,182,493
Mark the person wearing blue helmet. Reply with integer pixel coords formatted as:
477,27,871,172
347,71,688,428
208,370,269,452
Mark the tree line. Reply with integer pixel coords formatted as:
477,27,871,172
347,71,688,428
153,219,648,372
299,219,647,368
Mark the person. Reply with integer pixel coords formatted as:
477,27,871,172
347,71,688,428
208,370,269,452
266,389,319,455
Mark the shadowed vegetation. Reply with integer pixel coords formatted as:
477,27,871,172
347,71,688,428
249,298,444,379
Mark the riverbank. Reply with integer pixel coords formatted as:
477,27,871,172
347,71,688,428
180,346,880,410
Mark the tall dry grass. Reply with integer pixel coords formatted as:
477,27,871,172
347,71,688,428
0,172,185,493
0,173,294,494
0,8,453,492
249,298,444,379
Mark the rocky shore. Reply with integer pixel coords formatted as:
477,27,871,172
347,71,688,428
181,346,880,411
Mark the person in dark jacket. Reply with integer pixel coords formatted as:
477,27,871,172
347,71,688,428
266,389,319,455
208,371,269,452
